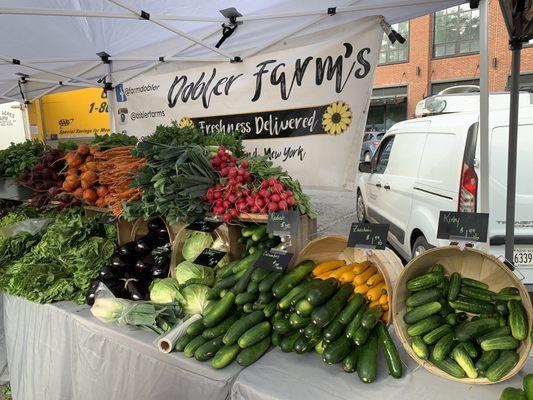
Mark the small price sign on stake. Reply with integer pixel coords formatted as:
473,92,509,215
254,250,294,272
194,248,227,268
437,211,489,242
186,219,222,233
347,223,389,250
267,211,299,236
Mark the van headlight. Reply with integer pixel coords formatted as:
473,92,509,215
425,97,447,114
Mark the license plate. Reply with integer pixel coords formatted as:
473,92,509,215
514,248,533,266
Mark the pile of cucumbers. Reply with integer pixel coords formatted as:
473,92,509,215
499,373,533,400
238,224,280,257
404,265,529,382
271,276,402,383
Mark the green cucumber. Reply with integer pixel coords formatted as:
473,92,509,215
449,298,496,314
430,264,444,273
306,278,337,306
508,300,529,340
294,335,320,354
357,333,378,383
495,300,509,316
429,354,466,378
423,324,452,345
235,292,258,306
251,267,270,283
323,336,354,365
247,280,259,294
406,288,442,307
448,272,462,301
475,349,499,372
257,292,273,305
223,311,265,345
214,272,241,289
432,332,456,361
377,322,403,378
446,313,459,326
280,331,301,352
500,388,526,400
262,301,277,318
406,271,444,292
289,313,311,329
477,326,511,343
346,307,366,339
353,325,371,346
212,343,240,369
311,284,353,327
175,333,195,352
195,336,225,361
461,341,479,358
251,224,267,241
241,225,258,238
342,347,361,373
277,282,310,310
500,287,520,295
237,336,270,366
238,321,271,348
411,336,429,360
184,335,209,358
304,322,322,339
271,260,316,298
438,276,450,297
404,302,442,324
273,318,293,335
438,298,454,317
202,315,238,339
480,336,520,351
493,293,522,301
271,332,282,347
455,318,500,342
186,318,205,336
360,306,383,329
258,271,282,293
323,314,346,342
486,350,519,382
461,277,489,290
460,285,495,302
523,373,533,400
338,294,364,324
407,315,444,337
243,303,254,313
207,287,223,300
203,291,236,327
295,298,314,316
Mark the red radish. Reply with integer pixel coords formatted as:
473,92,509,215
260,207,268,214
223,200,231,208
220,168,229,177
246,197,254,206
214,191,221,199
228,194,237,203
261,181,268,189
286,196,296,206
271,194,281,203
278,200,288,210
242,188,250,196
256,198,265,208
237,168,245,176
285,190,293,197
240,160,249,168
268,178,277,187
229,209,239,218
215,199,223,207
279,193,287,200
268,202,279,212
229,169,237,178
223,213,232,222
273,183,284,194
251,206,260,213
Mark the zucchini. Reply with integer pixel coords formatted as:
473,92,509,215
303,322,322,339
480,336,519,351
353,325,371,346
175,333,195,352
306,278,337,306
461,277,489,290
455,318,500,342
423,324,452,345
376,322,403,378
223,311,265,344
235,292,258,306
523,374,533,400
184,335,209,358
277,282,310,310
406,288,442,308
295,298,314,316
203,291,236,327
247,280,259,294
508,300,529,340
407,315,444,337
258,271,282,293
338,294,364,324
449,298,496,314
477,326,511,343
195,336,225,361
212,343,240,369
202,315,238,339
411,336,429,360
460,285,495,302
357,333,378,383
406,271,444,292
500,388,526,400
311,283,353,327
404,302,442,324
294,335,320,354
346,306,366,339
475,349,499,372
233,255,262,294
237,336,271,366
342,347,361,373
238,321,271,348
432,332,456,361
451,343,477,378
214,274,241,289
289,313,311,329
251,267,270,283
280,331,301,352
323,314,346,342
271,260,316,298
429,354,466,378
186,318,206,336
361,306,383,329
448,272,462,301
486,350,519,382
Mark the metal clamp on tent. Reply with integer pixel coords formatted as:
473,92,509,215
215,8,242,49
380,19,406,44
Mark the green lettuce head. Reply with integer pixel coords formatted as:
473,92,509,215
149,278,180,304
174,260,214,286
182,231,213,261
178,284,211,316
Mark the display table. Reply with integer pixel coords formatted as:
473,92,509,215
1,294,243,400
232,341,532,400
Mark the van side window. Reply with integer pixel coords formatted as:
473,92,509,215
374,136,395,174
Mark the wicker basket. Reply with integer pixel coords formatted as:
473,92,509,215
129,216,184,244
83,205,133,245
295,235,403,325
392,246,533,384
169,224,230,278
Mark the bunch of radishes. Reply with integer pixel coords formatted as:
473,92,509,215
205,146,297,221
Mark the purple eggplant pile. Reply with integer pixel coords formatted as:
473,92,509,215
86,218,172,305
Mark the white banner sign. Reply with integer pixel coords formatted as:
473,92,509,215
112,19,381,188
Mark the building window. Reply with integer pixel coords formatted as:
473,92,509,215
431,79,480,94
506,73,533,92
433,3,479,58
379,22,409,65
366,86,407,132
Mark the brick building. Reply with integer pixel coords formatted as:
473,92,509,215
366,0,533,132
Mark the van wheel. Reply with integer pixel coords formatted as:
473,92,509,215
364,152,372,162
356,191,366,222
412,236,429,259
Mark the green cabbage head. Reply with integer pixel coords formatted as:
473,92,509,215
149,278,180,304
174,260,214,286
182,231,213,261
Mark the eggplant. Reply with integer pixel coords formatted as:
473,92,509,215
99,265,118,281
135,254,154,275
134,237,153,255
151,265,169,279
118,242,136,258
125,279,146,301
86,291,96,306
147,218,166,233
111,256,133,269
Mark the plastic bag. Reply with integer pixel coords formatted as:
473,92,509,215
156,314,201,353
0,218,52,238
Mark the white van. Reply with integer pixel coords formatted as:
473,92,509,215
356,92,533,284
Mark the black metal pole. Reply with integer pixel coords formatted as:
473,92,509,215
504,41,522,263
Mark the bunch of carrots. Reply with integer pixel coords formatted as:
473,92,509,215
312,259,389,323
94,145,145,217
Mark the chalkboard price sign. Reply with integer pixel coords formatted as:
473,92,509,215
267,211,299,236
186,219,222,233
254,250,294,272
347,223,389,250
193,248,227,268
437,211,489,242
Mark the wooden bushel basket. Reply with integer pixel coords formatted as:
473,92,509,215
392,246,533,384
129,216,184,244
295,235,404,325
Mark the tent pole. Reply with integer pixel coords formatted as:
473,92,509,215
504,41,522,263
478,0,489,250
106,61,117,134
